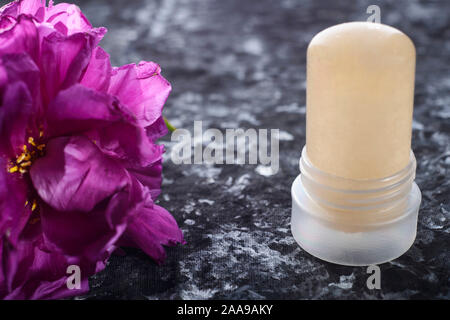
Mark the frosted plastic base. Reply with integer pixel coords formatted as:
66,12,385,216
291,175,421,266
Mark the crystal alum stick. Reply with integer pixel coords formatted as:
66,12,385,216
291,22,421,266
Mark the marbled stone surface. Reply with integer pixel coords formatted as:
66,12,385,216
43,0,450,299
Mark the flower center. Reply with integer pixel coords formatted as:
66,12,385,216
7,133,46,175
6,131,46,218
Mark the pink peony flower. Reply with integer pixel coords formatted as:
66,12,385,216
0,0,184,299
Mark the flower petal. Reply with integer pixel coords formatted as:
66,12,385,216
0,75,38,158
39,193,127,265
1,176,144,299
30,135,129,212
0,158,29,244
0,52,41,105
128,159,163,199
0,15,39,61
0,0,45,20
0,228,90,300
47,84,163,167
146,115,169,142
46,84,125,137
80,46,111,93
36,175,145,273
40,31,95,103
44,2,92,34
87,122,164,168
123,201,184,265
108,61,171,127
0,238,5,294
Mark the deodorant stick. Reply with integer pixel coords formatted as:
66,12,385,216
290,22,421,266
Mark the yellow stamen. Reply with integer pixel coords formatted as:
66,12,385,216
16,153,27,163
8,165,18,173
31,200,37,211
39,130,44,138
20,161,32,168
28,137,36,146
9,132,46,175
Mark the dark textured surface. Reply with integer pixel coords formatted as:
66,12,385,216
50,0,450,299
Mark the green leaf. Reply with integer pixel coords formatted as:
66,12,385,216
163,117,176,133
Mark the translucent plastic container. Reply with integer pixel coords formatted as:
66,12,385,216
291,147,421,266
